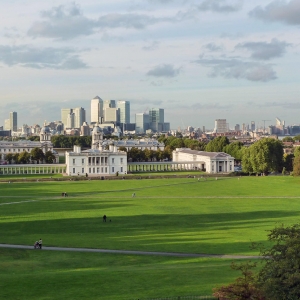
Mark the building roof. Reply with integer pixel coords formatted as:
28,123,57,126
174,148,234,159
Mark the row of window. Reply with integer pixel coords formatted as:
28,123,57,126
72,157,124,165
72,167,123,174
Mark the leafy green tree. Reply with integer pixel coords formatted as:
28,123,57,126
13,153,20,164
213,262,264,300
283,153,293,172
293,155,300,176
205,136,229,152
5,153,13,164
30,148,45,164
45,151,56,163
282,136,294,142
224,141,244,162
242,138,283,175
293,135,300,142
18,151,30,164
257,224,300,299
169,138,185,150
294,147,300,158
118,146,127,152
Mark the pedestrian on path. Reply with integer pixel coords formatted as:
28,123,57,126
39,238,42,249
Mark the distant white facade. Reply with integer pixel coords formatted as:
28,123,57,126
103,138,165,151
172,148,235,173
91,96,103,123
214,119,228,133
65,125,127,176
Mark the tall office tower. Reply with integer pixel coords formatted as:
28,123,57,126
66,112,75,128
149,108,164,132
117,100,130,124
4,119,10,130
61,108,73,128
73,107,86,128
104,108,120,123
251,121,255,131
235,124,240,131
103,100,116,110
214,119,227,133
91,96,103,123
135,113,149,134
9,112,17,132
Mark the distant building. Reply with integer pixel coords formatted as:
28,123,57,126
4,112,17,132
91,96,103,123
65,125,127,176
173,148,235,173
117,100,130,124
251,121,255,131
214,119,227,133
135,113,149,134
61,107,86,129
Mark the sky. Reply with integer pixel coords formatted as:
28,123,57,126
0,0,300,130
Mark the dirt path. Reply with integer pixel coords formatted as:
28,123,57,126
0,243,261,259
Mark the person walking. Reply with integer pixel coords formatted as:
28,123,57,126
39,238,43,249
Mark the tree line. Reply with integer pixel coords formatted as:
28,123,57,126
4,148,56,164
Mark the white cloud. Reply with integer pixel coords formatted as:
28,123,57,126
236,39,289,60
0,45,87,69
197,0,243,13
147,64,182,77
194,57,277,82
249,0,300,25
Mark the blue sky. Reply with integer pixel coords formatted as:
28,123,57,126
0,0,299,130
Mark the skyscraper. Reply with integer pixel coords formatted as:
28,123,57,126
10,112,17,132
61,108,73,128
149,108,164,132
135,113,149,134
91,96,103,123
73,107,86,128
117,100,130,124
214,119,227,133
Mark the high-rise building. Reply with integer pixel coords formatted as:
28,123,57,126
117,100,130,124
91,96,103,123
235,124,240,132
9,112,17,132
73,107,86,128
61,108,73,128
251,121,255,131
214,119,227,133
103,100,116,110
149,108,164,132
135,113,149,134
104,108,120,123
67,112,75,128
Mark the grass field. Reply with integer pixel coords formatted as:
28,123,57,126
0,175,299,299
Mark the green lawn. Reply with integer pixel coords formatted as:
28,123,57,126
0,176,298,299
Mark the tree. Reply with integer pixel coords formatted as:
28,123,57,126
205,136,229,152
5,153,13,164
18,151,30,164
45,151,56,163
242,138,283,175
293,135,300,142
224,141,244,162
282,137,294,142
293,155,300,176
13,153,20,164
213,262,264,300
257,224,300,299
283,153,293,172
30,148,45,164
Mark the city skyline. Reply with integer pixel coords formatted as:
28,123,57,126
0,1,299,128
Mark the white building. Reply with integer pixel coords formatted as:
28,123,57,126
103,138,165,151
65,125,127,176
172,148,235,173
91,96,103,123
214,119,228,133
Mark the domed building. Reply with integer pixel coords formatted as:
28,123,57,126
65,124,127,176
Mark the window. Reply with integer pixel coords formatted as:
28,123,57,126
120,158,123,163
121,167,123,172
82,159,84,164
112,167,114,173
82,168,84,173
73,159,75,165
105,167,107,173
112,158,115,164
89,168,91,173
73,168,75,173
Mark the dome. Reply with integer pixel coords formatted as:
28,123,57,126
40,126,50,134
92,126,102,134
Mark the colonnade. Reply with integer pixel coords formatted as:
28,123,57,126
127,162,204,172
0,164,66,175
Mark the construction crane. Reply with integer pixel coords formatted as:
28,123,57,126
262,120,271,134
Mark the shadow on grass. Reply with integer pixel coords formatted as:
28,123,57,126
0,210,299,255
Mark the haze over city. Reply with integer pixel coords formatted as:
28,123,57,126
1,0,300,128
